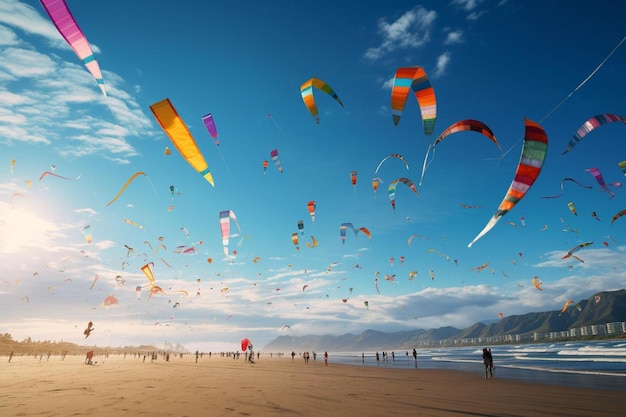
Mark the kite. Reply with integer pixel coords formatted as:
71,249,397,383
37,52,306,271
105,172,146,206
291,233,300,251
10,159,15,174
300,77,344,124
434,120,499,149
562,242,593,260
339,223,357,244
408,271,417,280
297,220,304,235
541,177,592,199
559,300,575,314
374,154,410,174
562,114,626,154
135,285,142,300
219,210,241,258
468,119,548,247
567,202,578,216
357,227,371,240
241,338,252,352
611,209,626,225
429,270,435,280
262,160,268,174
388,178,418,211
270,149,283,173
123,218,145,230
585,167,621,198
83,321,94,338
350,171,357,188
619,160,626,176
420,119,501,184
391,66,436,135
372,177,383,193
150,98,214,186
40,0,106,96
83,225,92,244
364,300,369,309
592,211,601,221
408,234,428,246
201,113,219,146
102,294,118,307
305,236,319,248
531,276,543,291
39,171,81,181
468,262,489,273
307,201,316,222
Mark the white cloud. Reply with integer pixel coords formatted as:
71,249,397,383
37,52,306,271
467,10,487,20
451,0,483,11
444,29,464,45
364,6,437,61
434,51,451,78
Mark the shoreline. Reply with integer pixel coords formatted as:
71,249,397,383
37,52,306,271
1,354,624,417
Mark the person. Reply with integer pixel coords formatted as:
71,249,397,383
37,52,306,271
85,350,94,365
324,351,328,366
291,351,296,360
482,348,494,378
375,352,380,364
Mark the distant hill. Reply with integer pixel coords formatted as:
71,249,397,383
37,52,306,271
262,289,626,352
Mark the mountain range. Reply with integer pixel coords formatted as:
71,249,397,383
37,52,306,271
262,289,626,352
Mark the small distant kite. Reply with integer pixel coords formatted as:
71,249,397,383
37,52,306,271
83,321,95,338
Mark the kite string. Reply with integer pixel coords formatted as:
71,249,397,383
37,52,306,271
499,35,625,159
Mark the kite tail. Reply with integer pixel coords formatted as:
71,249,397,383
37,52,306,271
419,143,435,186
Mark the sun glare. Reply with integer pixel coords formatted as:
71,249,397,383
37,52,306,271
0,207,57,253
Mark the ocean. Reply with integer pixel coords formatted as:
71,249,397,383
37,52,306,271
323,339,626,391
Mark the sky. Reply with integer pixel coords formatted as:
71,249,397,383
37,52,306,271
0,0,624,353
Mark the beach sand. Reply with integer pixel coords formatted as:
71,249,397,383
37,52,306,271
0,353,622,417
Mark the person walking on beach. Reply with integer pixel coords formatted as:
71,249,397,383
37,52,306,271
482,348,494,378
324,351,328,366
412,348,417,363
375,352,380,364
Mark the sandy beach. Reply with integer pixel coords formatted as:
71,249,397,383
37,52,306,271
0,353,622,417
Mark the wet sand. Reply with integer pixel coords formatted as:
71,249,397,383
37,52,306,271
0,354,622,416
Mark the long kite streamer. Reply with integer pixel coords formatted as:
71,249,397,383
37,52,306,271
105,172,146,206
150,98,215,186
40,0,106,96
468,119,548,247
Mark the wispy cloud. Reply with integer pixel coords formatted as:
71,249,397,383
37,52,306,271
434,52,451,78
364,6,437,61
444,29,464,45
0,0,153,162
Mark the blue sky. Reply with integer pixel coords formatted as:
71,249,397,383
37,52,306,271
0,0,624,352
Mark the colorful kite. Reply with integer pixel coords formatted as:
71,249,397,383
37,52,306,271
307,201,316,222
39,171,81,181
585,167,621,198
291,233,300,251
468,119,548,247
372,177,383,193
40,0,106,96
270,149,283,173
339,223,357,244
567,201,578,216
219,210,241,258
201,113,219,146
300,77,344,124
619,160,626,176
83,321,94,338
562,242,593,260
611,209,626,225
388,178,418,211
420,119,502,185
374,154,410,174
532,276,543,291
390,66,436,135
305,236,319,248
150,98,214,186
562,114,625,154
350,171,357,188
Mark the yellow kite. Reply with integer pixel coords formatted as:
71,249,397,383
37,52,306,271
150,99,214,186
